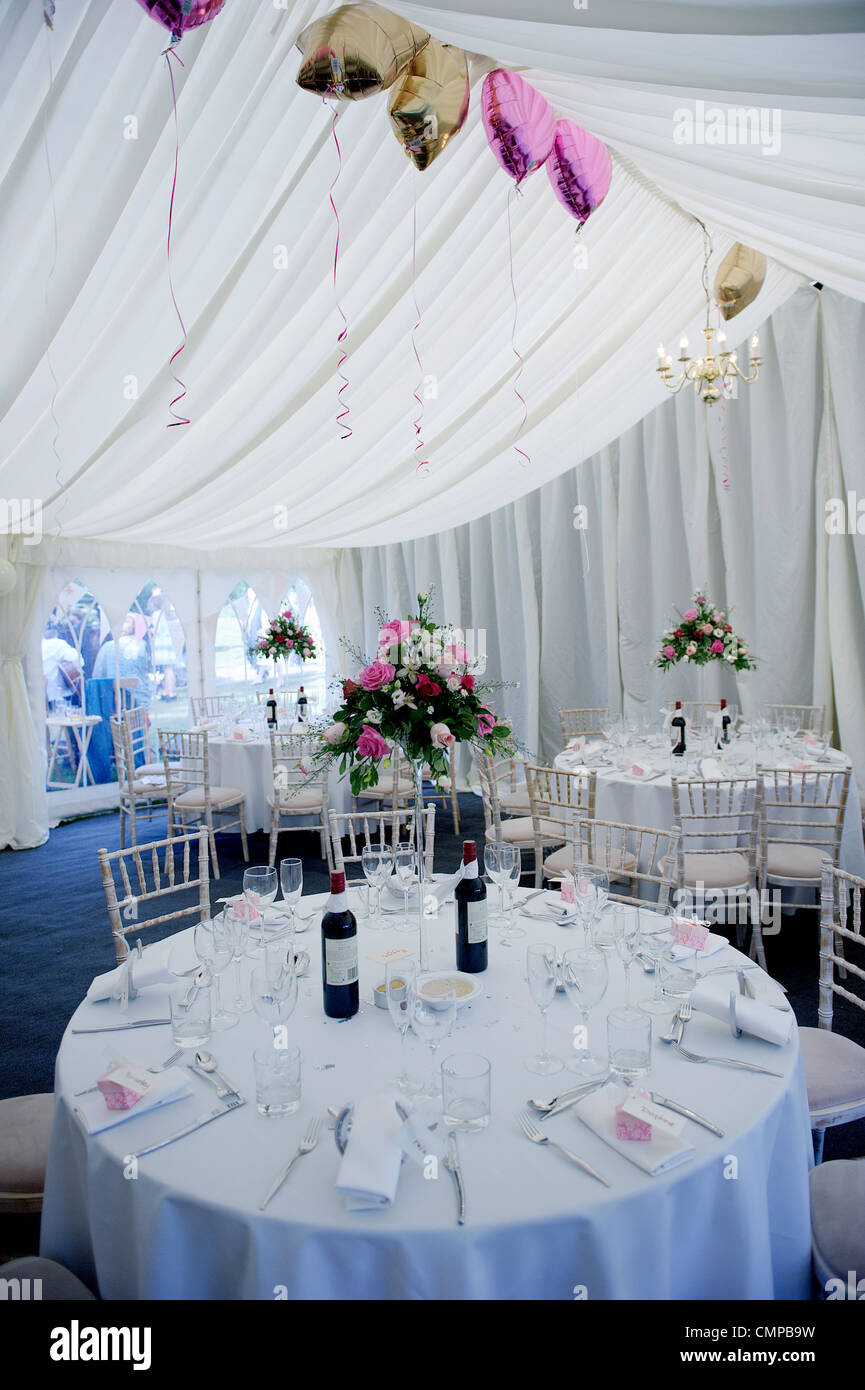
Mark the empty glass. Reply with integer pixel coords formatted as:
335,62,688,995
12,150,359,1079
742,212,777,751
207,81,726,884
193,917,237,1032
442,1053,491,1131
243,866,278,954
483,841,509,923
607,1006,651,1079
279,857,303,937
393,842,417,934
612,907,640,1006
386,958,421,1093
410,978,457,1098
169,978,211,1049
251,962,298,1029
525,943,563,1075
254,1044,301,1116
362,845,393,929
222,904,250,1015
638,908,675,1016
561,945,608,1077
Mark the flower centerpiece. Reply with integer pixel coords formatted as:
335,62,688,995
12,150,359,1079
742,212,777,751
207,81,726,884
250,610,317,665
315,590,516,967
653,592,756,672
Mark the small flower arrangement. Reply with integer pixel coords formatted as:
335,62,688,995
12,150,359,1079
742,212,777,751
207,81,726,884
316,589,516,796
653,591,756,672
250,610,317,664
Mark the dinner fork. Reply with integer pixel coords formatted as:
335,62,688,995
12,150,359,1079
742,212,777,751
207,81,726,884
518,1109,610,1187
258,1116,321,1211
671,1002,783,1076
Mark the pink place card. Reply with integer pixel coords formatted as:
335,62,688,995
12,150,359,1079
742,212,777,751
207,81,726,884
97,1062,151,1112
561,875,575,905
673,917,711,951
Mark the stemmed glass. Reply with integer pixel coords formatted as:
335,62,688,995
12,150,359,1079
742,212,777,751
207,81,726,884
221,903,250,1015
393,842,417,934
501,845,523,943
525,943,563,1075
193,917,237,1032
386,959,421,1093
483,842,507,922
278,857,303,938
409,978,457,1098
362,845,393,929
243,865,278,954
638,907,675,1015
561,945,609,1076
612,908,640,1006
251,956,298,1036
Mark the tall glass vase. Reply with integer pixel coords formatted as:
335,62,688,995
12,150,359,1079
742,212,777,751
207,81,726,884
407,755,429,973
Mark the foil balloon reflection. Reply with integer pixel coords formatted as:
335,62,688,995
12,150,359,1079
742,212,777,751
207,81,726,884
481,69,556,185
545,119,612,225
135,0,226,43
296,2,429,100
713,242,767,321
388,39,469,171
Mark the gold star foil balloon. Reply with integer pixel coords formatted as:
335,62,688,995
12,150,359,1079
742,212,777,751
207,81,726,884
714,242,767,321
295,2,429,100
388,39,470,171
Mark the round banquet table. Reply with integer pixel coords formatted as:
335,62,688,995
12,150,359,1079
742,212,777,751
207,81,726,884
40,890,813,1301
553,742,865,880
206,735,351,834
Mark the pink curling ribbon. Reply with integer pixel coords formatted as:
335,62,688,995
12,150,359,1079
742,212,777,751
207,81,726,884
717,305,730,491
411,184,429,475
507,186,529,468
164,47,189,428
327,97,351,440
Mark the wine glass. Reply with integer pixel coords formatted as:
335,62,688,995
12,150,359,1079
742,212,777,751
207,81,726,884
243,865,278,954
251,959,298,1034
409,978,457,1098
393,842,417,934
386,959,421,1093
612,907,640,1006
362,845,392,928
561,945,609,1076
638,907,675,1016
525,943,563,1075
279,857,303,938
193,917,237,1032
483,842,507,922
221,904,250,1015
501,845,524,943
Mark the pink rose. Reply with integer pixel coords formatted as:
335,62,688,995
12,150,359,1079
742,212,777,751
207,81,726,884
356,725,390,760
710,640,724,653
702,624,713,636
416,673,442,698
378,619,418,650
663,645,676,658
359,660,396,691
460,673,475,691
695,595,705,604
477,710,495,737
430,722,454,748
323,721,347,745
436,643,470,677
682,609,699,622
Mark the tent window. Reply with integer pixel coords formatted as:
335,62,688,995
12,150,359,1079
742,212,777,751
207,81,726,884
42,581,114,791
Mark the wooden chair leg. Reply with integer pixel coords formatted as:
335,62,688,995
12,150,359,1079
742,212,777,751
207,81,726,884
835,933,848,981
206,810,220,880
451,780,460,836
238,802,250,863
812,1128,826,1165
119,803,127,850
534,847,542,889
269,811,279,868
749,918,768,972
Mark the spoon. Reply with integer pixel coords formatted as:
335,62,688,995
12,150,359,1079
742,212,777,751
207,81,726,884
193,1051,239,1098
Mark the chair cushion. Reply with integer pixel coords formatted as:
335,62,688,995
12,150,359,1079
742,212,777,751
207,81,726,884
682,851,750,888
800,1027,865,1123
359,781,414,800
138,761,166,778
809,1159,865,1286
766,842,830,881
267,790,324,812
132,778,169,794
0,1256,97,1301
488,817,562,846
543,844,637,878
0,1094,53,1194
500,789,531,814
175,786,243,810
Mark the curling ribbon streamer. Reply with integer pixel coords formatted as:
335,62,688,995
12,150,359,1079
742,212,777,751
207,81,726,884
42,10,66,539
716,305,730,491
411,182,428,474
164,48,190,428
507,186,529,468
327,97,351,440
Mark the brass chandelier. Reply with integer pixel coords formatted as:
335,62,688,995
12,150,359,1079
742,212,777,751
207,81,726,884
656,223,761,405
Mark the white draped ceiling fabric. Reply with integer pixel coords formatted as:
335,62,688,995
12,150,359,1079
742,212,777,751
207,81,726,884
0,0,863,846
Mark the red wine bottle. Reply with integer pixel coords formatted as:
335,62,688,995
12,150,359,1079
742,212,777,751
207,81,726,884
321,871,358,1019
720,698,731,745
671,701,686,757
266,688,277,728
297,686,308,723
455,841,487,974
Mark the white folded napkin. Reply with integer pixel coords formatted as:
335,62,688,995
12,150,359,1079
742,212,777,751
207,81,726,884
335,1094,404,1211
75,1066,193,1135
565,737,606,765
380,870,462,913
700,757,725,779
624,758,653,779
691,977,794,1045
574,1085,696,1176
87,934,199,1002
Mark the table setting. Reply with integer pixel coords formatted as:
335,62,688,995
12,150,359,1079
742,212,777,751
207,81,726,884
41,867,813,1301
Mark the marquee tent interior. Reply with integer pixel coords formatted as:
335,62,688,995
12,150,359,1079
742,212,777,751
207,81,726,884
1,0,864,854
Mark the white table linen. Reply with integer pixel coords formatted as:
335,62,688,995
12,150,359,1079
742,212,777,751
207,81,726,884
41,889,813,1301
206,736,350,835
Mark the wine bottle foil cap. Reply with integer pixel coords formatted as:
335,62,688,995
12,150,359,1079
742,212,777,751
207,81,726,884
675,701,682,708
330,871,346,893
462,841,477,864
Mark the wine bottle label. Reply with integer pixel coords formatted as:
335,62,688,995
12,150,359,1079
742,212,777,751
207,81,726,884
466,900,487,945
325,935,358,986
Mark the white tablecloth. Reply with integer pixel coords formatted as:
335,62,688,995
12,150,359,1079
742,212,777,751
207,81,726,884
554,743,865,880
206,736,351,834
40,891,813,1300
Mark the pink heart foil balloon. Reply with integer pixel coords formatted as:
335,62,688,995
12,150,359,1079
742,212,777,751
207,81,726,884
481,69,556,185
135,0,226,42
546,119,612,224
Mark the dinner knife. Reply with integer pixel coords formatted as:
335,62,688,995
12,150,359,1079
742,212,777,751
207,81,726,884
540,1075,612,1119
130,1097,245,1159
445,1132,466,1225
646,1091,725,1137
71,1019,170,1033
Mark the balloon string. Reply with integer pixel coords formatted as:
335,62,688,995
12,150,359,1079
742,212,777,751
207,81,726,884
42,10,65,541
507,185,529,468
165,48,189,428
716,304,730,491
327,97,351,440
411,182,428,475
